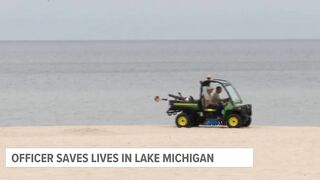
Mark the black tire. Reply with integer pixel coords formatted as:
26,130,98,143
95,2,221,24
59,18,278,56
242,117,252,127
226,114,242,128
175,113,191,128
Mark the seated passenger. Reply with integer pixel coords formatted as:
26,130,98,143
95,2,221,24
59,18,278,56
203,86,214,107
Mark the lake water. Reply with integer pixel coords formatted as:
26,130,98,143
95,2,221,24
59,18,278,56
0,40,319,126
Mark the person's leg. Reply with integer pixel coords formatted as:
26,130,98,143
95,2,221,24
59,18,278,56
217,103,224,124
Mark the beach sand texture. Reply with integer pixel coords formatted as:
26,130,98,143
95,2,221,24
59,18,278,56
0,125,319,180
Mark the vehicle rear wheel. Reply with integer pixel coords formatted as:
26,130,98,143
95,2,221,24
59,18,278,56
175,113,191,128
227,114,242,128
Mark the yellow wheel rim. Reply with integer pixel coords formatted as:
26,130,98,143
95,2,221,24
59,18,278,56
228,117,239,127
178,116,188,126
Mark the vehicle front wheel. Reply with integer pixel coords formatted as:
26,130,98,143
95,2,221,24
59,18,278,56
226,114,242,128
175,113,191,128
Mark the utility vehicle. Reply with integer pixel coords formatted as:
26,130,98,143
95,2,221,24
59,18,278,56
155,79,252,128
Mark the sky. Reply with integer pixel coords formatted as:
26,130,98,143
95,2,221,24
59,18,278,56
0,0,320,40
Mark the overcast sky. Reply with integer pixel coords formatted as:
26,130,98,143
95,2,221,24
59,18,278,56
1,0,320,40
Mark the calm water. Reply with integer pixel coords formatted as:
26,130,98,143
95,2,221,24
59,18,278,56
0,40,319,126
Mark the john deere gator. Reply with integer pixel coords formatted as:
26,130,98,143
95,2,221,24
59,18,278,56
156,79,252,128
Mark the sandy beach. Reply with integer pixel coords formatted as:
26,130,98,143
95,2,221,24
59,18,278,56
2,0,320,178
0,125,319,180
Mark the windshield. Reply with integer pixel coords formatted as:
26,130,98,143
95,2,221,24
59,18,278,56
225,85,242,104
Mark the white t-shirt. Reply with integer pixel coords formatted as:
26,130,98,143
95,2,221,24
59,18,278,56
212,92,221,103
203,91,212,101
203,90,213,106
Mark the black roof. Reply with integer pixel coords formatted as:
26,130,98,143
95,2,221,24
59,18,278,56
201,79,232,86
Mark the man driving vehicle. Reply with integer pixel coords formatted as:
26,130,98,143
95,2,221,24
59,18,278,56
212,86,230,104
208,86,230,119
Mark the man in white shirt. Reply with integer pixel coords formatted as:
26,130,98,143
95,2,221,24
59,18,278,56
212,86,230,104
203,86,214,107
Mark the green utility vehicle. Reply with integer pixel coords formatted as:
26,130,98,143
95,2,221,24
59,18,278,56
156,79,252,128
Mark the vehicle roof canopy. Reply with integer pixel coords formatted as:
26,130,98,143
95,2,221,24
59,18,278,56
201,79,232,87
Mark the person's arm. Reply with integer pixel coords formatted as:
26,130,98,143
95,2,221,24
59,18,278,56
212,94,229,104
218,93,230,103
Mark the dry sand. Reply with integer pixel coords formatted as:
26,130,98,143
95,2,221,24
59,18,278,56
0,125,319,180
